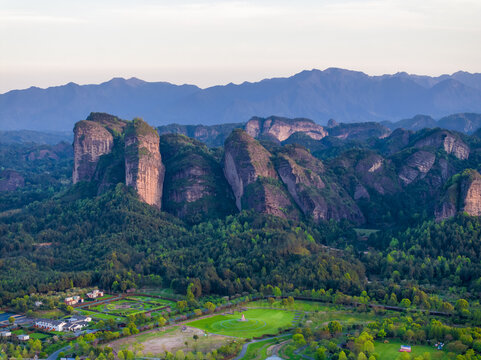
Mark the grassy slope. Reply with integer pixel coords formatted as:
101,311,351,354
187,309,295,338
374,341,448,360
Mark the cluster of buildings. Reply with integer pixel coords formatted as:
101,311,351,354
64,290,104,305
64,295,83,306
86,289,104,299
0,331,29,341
34,315,92,332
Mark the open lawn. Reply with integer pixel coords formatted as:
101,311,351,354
374,341,448,360
125,296,174,306
29,332,50,340
77,309,124,321
247,300,332,312
187,309,295,338
32,309,64,319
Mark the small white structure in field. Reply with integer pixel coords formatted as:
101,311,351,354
240,314,247,322
18,334,30,341
0,331,11,337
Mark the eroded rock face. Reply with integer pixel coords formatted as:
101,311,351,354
125,119,164,209
159,134,236,222
73,120,114,184
414,130,470,160
0,170,25,192
276,145,364,223
436,170,481,220
461,174,481,216
223,129,278,210
245,116,327,142
327,122,391,141
398,151,436,185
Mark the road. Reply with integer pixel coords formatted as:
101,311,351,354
232,335,291,360
47,345,70,360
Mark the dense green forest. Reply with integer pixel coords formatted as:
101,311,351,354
3,127,481,307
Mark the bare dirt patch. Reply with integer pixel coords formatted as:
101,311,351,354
109,326,231,355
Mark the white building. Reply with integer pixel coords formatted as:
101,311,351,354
35,319,67,331
18,334,29,341
86,289,104,299
68,315,92,323
0,331,11,337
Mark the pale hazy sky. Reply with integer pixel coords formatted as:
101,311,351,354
1,0,480,93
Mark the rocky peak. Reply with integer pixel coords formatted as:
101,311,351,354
86,112,128,134
327,122,391,141
245,116,327,142
435,169,481,220
223,129,278,210
398,151,436,185
124,119,165,209
275,145,364,223
414,129,470,160
159,134,236,223
327,119,339,128
73,120,114,184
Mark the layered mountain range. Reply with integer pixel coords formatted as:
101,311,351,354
73,112,481,225
2,68,481,131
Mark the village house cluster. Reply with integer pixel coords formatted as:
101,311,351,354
0,331,29,341
34,315,92,332
64,290,104,305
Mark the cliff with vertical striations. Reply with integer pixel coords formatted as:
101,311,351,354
159,134,236,222
73,120,114,184
124,119,165,209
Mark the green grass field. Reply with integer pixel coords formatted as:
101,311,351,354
247,300,331,312
374,341,448,360
29,333,50,340
187,309,295,338
125,296,174,306
77,309,125,321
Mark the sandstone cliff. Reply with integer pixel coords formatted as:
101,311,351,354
245,116,327,142
158,123,242,147
435,170,481,220
413,129,470,160
223,129,299,219
276,145,364,223
124,119,165,209
327,122,391,141
73,120,114,184
159,134,236,222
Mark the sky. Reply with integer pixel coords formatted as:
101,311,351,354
1,0,480,93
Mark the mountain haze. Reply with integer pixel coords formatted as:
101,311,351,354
2,68,481,131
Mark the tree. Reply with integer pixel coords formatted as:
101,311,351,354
357,352,367,360
315,347,327,360
175,350,185,360
8,317,15,325
400,298,411,308
328,321,342,335
66,305,74,314
205,302,216,314
338,351,348,360
177,301,188,312
293,334,306,347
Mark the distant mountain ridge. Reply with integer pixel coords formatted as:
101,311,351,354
385,113,481,134
1,68,481,131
